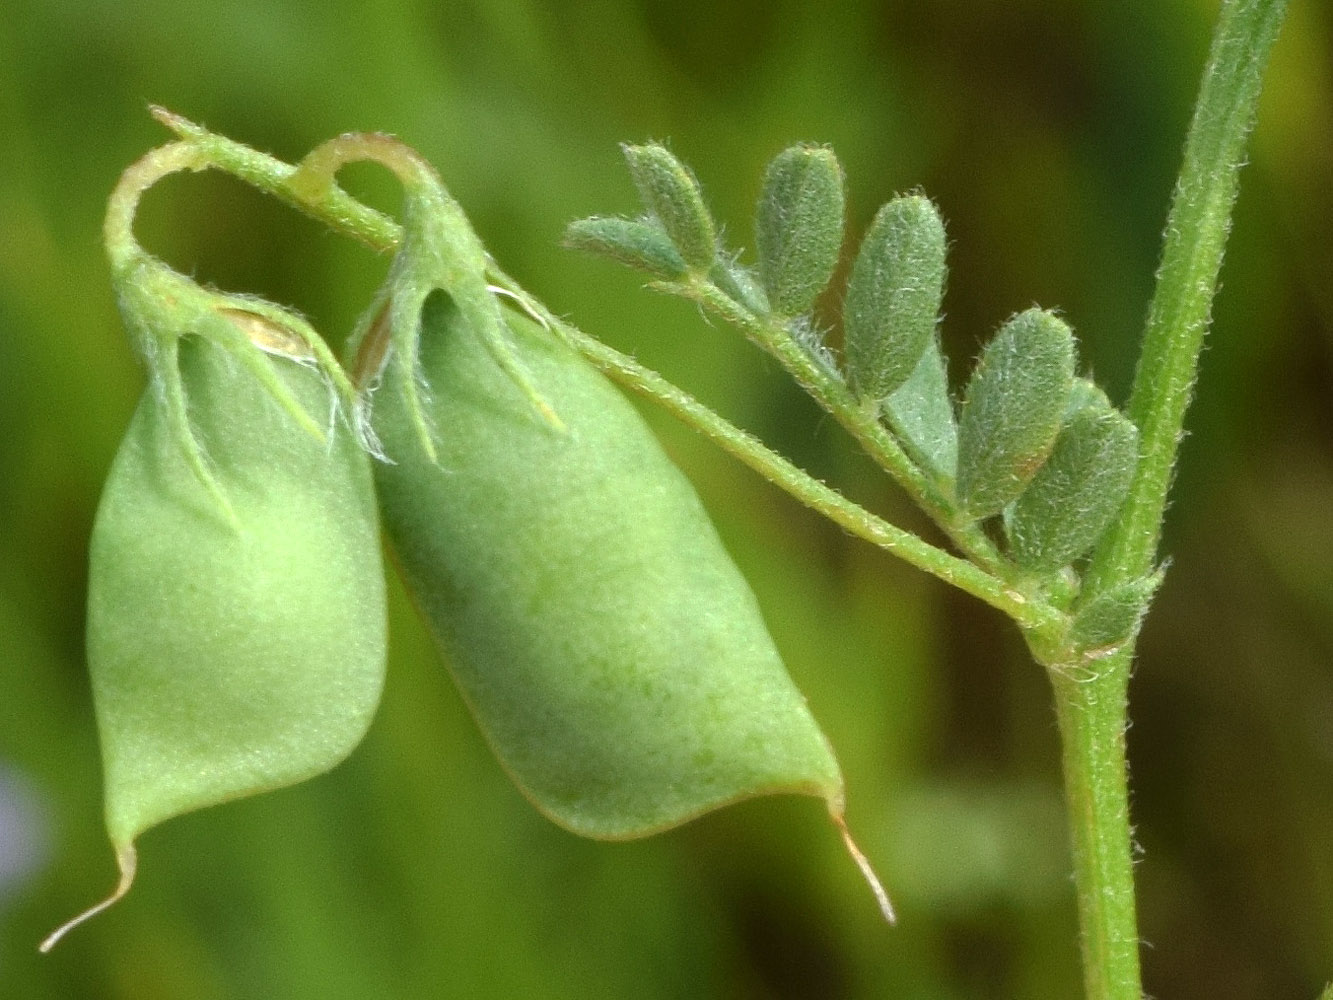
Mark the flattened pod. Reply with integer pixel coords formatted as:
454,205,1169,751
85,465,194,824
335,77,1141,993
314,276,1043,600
87,334,386,853
373,294,842,839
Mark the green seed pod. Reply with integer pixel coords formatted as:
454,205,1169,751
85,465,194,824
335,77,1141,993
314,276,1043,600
955,308,1076,518
882,333,958,484
622,142,716,273
49,298,385,951
43,144,387,950
844,195,947,402
563,215,687,280
295,134,875,907
374,295,842,838
90,332,385,849
291,132,563,464
1006,399,1139,570
755,144,846,317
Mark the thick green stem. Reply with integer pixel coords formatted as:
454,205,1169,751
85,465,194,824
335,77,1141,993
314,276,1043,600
1086,0,1288,593
1050,651,1139,1000
1056,2,1288,997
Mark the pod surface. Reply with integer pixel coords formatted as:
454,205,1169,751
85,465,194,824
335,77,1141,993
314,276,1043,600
373,294,842,838
88,336,386,848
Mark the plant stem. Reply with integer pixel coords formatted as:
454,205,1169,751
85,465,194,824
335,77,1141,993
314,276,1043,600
560,328,1034,619
1053,2,1288,998
1086,0,1289,594
1050,652,1139,999
150,107,399,255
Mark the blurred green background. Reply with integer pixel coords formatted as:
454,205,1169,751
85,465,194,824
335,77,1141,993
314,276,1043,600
2,0,1331,997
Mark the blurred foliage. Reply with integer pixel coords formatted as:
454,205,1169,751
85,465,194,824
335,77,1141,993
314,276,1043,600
1,0,1331,997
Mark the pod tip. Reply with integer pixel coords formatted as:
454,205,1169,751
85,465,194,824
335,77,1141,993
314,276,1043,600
39,844,138,953
832,812,896,925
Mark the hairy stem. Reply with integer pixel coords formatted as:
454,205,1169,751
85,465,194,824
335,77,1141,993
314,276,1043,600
1055,2,1288,998
1050,652,1139,999
151,107,399,255
560,327,1035,619
1086,0,1289,594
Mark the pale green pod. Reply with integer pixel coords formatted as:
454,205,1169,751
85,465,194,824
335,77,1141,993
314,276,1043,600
86,333,385,860
755,144,846,317
844,196,947,402
372,294,843,839
955,308,1075,518
42,139,388,950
